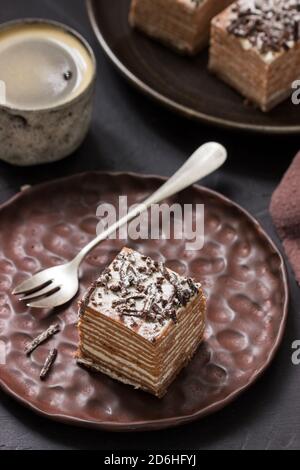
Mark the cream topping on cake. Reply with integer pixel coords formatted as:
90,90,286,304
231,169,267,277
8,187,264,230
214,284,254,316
226,0,300,62
79,249,200,342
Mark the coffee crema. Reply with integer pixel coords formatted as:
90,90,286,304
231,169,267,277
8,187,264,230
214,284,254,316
0,22,95,110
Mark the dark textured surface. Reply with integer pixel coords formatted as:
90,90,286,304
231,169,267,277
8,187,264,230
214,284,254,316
0,0,299,451
88,0,300,133
0,173,287,430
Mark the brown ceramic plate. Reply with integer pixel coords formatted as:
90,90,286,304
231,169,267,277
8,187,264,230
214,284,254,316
87,0,300,134
0,172,288,431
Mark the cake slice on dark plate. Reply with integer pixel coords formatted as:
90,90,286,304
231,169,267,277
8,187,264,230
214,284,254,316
77,247,206,398
209,0,300,111
129,0,234,55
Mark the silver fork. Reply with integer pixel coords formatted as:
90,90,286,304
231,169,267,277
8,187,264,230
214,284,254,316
13,142,227,309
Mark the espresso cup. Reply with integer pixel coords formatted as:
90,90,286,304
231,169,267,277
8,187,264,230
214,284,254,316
0,19,96,166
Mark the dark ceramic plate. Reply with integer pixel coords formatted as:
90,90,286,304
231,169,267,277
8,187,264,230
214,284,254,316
87,0,300,134
0,172,288,431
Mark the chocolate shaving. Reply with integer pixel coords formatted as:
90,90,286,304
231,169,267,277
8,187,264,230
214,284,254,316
81,249,201,332
188,277,199,295
125,294,146,303
79,281,97,316
170,309,178,323
110,283,121,293
227,0,300,54
121,311,144,318
152,303,163,320
126,265,137,287
119,258,128,284
25,324,60,355
112,299,127,308
138,266,147,273
143,285,156,317
115,295,145,314
40,349,57,380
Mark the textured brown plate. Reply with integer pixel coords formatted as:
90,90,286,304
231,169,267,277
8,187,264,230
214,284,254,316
87,0,300,134
0,172,288,431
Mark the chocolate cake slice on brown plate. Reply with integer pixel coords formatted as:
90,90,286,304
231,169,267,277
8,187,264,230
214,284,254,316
209,0,300,111
77,248,206,398
129,0,234,55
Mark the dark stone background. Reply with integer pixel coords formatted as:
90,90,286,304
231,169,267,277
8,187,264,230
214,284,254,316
0,0,299,450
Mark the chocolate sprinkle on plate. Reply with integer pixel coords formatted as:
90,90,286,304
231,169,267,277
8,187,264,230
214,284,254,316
25,324,60,355
40,349,58,381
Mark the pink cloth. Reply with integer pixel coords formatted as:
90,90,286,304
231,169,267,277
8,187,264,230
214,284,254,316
270,151,300,284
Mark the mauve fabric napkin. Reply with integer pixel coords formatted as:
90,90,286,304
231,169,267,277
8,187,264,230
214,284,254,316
270,151,300,285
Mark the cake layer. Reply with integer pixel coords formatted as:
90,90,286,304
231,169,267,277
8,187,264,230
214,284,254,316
79,300,204,382
78,294,205,396
209,24,268,108
79,295,204,375
78,317,205,398
79,324,205,398
129,0,234,55
77,247,206,397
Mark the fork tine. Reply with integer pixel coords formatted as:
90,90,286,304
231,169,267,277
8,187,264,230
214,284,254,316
20,285,60,302
27,290,65,309
13,276,53,296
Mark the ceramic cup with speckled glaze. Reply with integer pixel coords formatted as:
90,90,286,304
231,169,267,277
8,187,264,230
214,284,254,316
0,19,96,166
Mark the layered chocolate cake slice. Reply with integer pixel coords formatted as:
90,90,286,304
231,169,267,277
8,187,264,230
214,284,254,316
77,248,206,398
129,0,234,55
209,0,300,111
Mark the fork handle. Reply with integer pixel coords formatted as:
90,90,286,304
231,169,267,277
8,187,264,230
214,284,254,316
73,142,227,265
